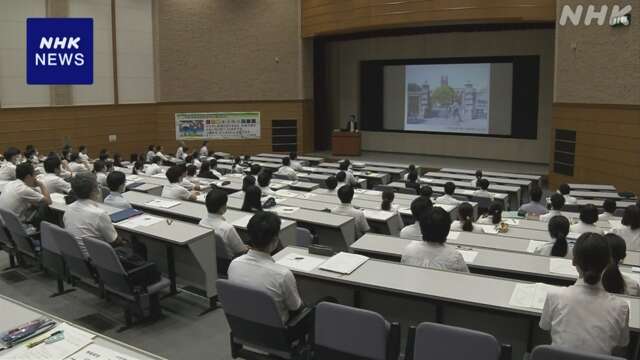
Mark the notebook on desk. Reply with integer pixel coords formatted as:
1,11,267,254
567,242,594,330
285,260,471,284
110,208,143,223
319,252,369,275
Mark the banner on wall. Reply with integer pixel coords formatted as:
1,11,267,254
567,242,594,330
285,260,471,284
175,112,261,140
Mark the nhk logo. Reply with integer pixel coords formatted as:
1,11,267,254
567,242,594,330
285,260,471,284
558,4,632,26
27,18,93,84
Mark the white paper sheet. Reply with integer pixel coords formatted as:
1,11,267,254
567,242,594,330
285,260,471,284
269,206,300,215
145,199,181,209
50,193,66,204
509,283,557,310
68,343,141,360
567,232,581,240
480,225,499,234
502,219,520,226
549,258,579,276
231,214,254,228
118,215,164,230
526,240,548,253
298,193,316,200
625,272,640,283
275,190,299,198
276,253,326,272
0,323,94,360
319,252,369,275
609,220,622,229
458,250,479,264
447,231,460,240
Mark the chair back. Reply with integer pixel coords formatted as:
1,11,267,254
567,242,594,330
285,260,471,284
84,238,130,295
40,222,65,275
408,322,500,360
531,345,624,360
51,224,95,283
314,302,399,360
0,208,37,257
0,222,14,250
295,227,313,247
473,196,492,215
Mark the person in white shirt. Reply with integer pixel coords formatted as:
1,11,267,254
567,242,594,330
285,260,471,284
335,171,347,189
200,189,248,273
175,144,185,160
540,193,565,222
161,166,198,201
611,205,640,252
405,170,421,193
400,197,432,240
0,163,52,225
339,160,358,187
68,153,90,173
570,204,604,235
257,171,277,197
599,199,618,221
145,145,156,163
602,233,640,297
381,188,404,234
289,152,304,172
403,164,416,181
209,158,223,179
332,185,370,239
37,157,71,194
472,178,494,201
24,145,40,164
228,211,303,323
145,156,164,176
93,160,108,187
435,182,462,206
182,165,202,191
77,145,90,162
199,141,209,158
540,233,629,355
231,156,244,174
534,215,573,259
450,202,482,233
323,176,338,194
518,187,548,216
277,157,298,181
0,147,20,181
469,169,483,188
559,183,578,205
103,171,132,209
476,201,503,225
155,145,169,162
401,207,469,273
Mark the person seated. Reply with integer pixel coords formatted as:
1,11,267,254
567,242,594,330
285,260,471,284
534,216,573,259
0,147,21,180
450,202,482,233
199,141,209,158
68,153,90,173
77,145,90,162
0,163,52,226
37,156,71,194
289,152,304,171
331,185,369,239
540,193,565,222
336,171,347,188
242,175,256,192
241,185,263,212
145,156,163,176
175,144,185,160
602,233,640,297
470,169,483,187
161,166,198,201
324,175,338,193
559,183,578,205
228,211,303,323
472,178,494,200
198,161,217,179
112,153,124,168
399,197,432,240
476,201,503,225
611,205,640,252
400,207,469,273
183,165,201,190
200,189,248,274
403,164,416,181
93,160,108,186
155,145,169,162
380,189,400,213
231,156,244,174
405,170,420,193
98,149,109,162
145,145,155,163
24,145,40,164
435,181,462,205
131,159,145,175
104,171,132,209
518,187,548,215
599,199,618,221
249,163,262,181
570,204,604,235
419,185,433,200
339,160,358,187
277,157,298,181
258,171,277,197
209,158,223,178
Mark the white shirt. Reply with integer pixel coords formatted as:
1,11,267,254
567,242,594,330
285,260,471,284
540,210,563,222
401,241,469,273
155,151,168,161
212,169,222,178
450,220,483,233
161,183,191,200
103,192,131,209
476,216,497,225
400,223,422,240
344,171,358,187
199,213,246,259
598,212,617,221
277,166,298,180
472,189,494,200
69,162,89,173
199,146,209,158
435,194,462,205
332,203,370,239
540,279,629,355
145,163,162,176
228,250,302,323
146,150,155,163
290,160,304,171
612,226,640,252
533,240,574,259
563,194,578,205
0,180,44,223
260,185,277,197
78,152,89,162
96,172,107,186
181,177,198,191
0,162,16,180
37,173,71,194
63,199,118,259
570,221,603,235
175,147,184,160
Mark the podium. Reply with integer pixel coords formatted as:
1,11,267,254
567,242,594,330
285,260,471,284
332,131,361,156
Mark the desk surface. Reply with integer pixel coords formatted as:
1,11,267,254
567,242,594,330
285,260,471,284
440,167,542,181
420,177,521,194
426,172,531,187
387,182,508,201
569,183,617,191
256,153,324,162
570,190,623,200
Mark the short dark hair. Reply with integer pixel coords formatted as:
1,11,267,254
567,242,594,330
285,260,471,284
16,163,34,180
258,171,271,187
419,185,433,199
209,158,217,168
165,166,184,183
579,204,599,224
247,211,281,250
407,170,418,182
550,193,565,210
410,197,432,219
573,233,610,285
93,160,106,173
148,145,154,151
250,164,261,175
282,157,291,166
186,164,198,177
530,187,543,202
79,145,87,152
106,171,126,191
603,199,617,214
336,171,346,182
289,152,298,160
559,183,571,195
71,172,98,199
205,188,228,214
4,147,20,161
420,207,451,243
339,160,350,171
242,175,256,191
325,176,338,190
44,157,61,174
444,182,456,195
338,185,354,204
622,205,640,230
478,178,490,190
475,170,483,179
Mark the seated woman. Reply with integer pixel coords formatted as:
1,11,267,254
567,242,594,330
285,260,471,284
241,185,263,212
450,202,482,233
570,204,604,235
602,233,640,297
476,201,503,225
534,215,573,259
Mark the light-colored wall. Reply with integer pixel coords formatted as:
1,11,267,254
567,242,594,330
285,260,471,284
326,29,555,164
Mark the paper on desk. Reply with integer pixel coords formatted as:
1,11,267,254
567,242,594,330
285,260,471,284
625,272,640,283
145,199,181,209
276,253,326,272
458,250,478,264
549,258,579,276
118,215,164,229
480,225,499,234
526,240,548,253
298,193,316,200
319,252,369,275
196,193,206,202
447,231,460,240
609,220,622,229
0,323,94,360
231,214,254,228
127,175,141,182
269,206,300,215
50,193,66,204
567,232,581,240
509,283,557,310
278,180,293,185
502,219,520,226
275,190,299,198
68,343,141,360
151,173,166,179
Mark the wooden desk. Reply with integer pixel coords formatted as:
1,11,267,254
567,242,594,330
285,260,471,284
332,131,361,156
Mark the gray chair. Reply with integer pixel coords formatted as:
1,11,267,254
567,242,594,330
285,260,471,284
216,279,313,359
0,208,39,263
51,225,97,287
531,345,625,360
40,222,76,297
405,322,510,360
296,227,314,247
473,196,493,215
313,302,400,360
0,222,17,269
84,238,170,329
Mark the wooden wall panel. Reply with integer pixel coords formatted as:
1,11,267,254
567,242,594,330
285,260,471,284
301,0,556,37
548,103,640,194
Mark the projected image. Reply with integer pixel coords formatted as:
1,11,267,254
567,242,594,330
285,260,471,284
405,64,491,134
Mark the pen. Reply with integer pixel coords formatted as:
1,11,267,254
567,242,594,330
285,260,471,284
26,330,63,348
294,257,305,260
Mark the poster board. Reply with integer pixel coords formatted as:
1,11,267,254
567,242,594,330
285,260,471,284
175,112,260,140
